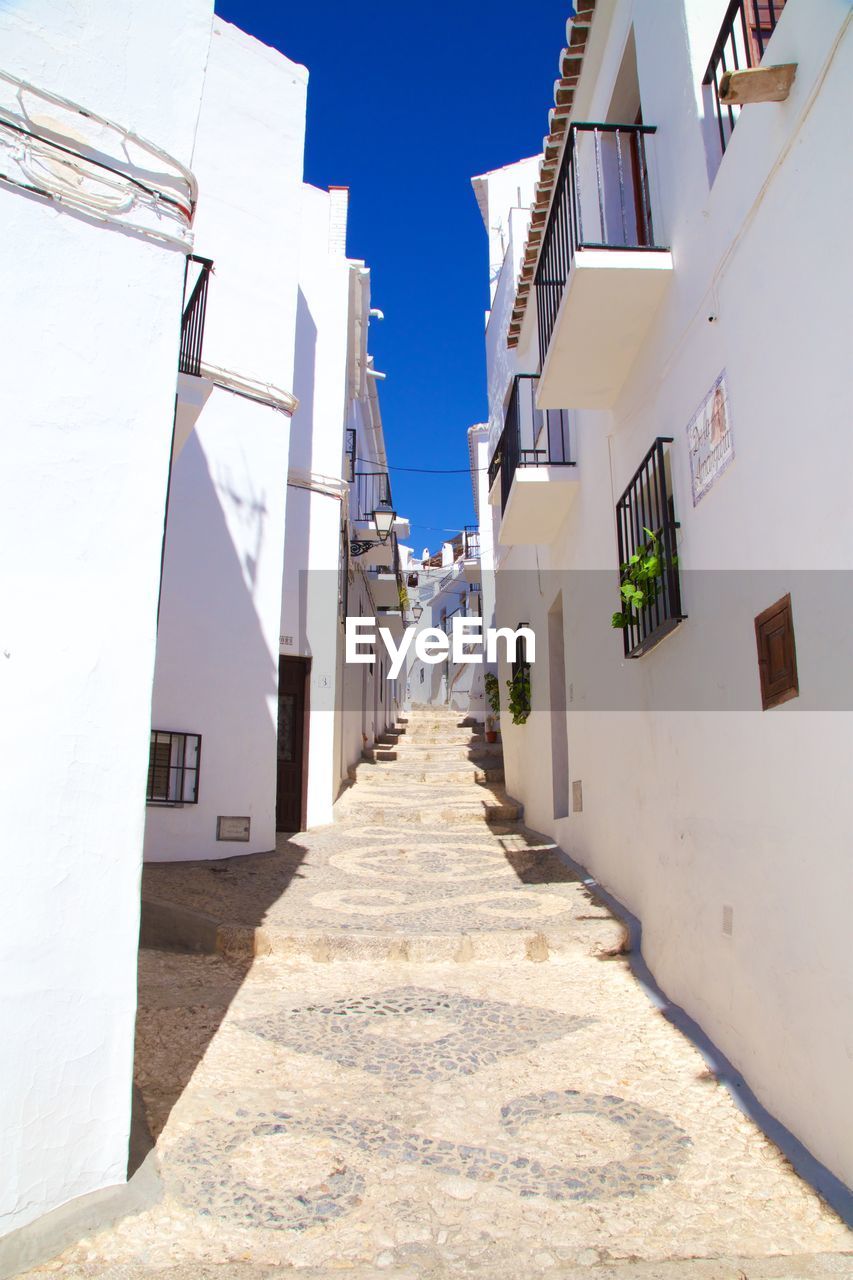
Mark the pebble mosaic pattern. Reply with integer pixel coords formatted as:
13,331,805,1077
171,1112,365,1233
168,1089,692,1233
240,986,593,1081
36,708,848,1277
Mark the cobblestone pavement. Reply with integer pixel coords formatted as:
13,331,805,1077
22,708,853,1278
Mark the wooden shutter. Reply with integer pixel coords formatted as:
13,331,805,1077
755,594,798,710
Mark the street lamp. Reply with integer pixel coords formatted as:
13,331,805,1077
372,500,396,544
411,603,423,622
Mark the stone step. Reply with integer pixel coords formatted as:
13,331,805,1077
377,748,503,766
216,923,602,964
401,733,484,747
341,798,522,826
349,763,505,786
391,737,484,752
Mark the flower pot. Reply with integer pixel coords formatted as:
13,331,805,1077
485,730,497,744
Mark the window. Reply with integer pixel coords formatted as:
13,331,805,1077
146,731,201,804
614,437,685,658
510,628,532,720
755,594,798,709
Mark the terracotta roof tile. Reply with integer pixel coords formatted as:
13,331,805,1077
507,4,597,349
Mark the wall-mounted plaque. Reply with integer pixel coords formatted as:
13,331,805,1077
686,370,735,505
216,816,251,842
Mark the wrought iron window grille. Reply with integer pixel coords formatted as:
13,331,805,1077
146,730,201,804
614,437,686,659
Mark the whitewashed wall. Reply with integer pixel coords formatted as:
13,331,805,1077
486,0,853,1188
0,0,213,1238
280,183,351,829
145,19,306,861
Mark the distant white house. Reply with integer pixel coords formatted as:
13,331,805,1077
476,0,853,1192
406,529,483,715
0,0,214,1247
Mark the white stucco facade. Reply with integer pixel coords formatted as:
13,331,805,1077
280,184,353,830
479,0,853,1190
0,0,214,1239
144,20,306,863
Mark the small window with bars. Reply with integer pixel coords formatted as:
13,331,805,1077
613,437,686,658
146,731,201,804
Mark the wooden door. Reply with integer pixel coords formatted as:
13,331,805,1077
276,656,309,832
630,108,653,247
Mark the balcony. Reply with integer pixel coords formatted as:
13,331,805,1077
367,535,403,608
488,374,578,546
179,255,213,376
703,0,792,158
173,255,214,457
350,470,410,568
534,123,672,410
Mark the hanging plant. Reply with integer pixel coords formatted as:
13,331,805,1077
506,665,531,725
611,527,677,630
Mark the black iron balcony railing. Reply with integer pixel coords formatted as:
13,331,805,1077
488,374,574,516
534,122,666,367
703,0,787,156
614,437,686,659
179,254,213,376
352,469,392,523
463,526,480,559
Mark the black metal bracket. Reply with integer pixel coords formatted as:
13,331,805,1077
350,540,378,558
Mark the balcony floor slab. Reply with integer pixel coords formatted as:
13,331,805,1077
498,466,580,546
537,248,673,411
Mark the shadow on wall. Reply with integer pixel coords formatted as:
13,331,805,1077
146,417,281,860
137,418,289,1153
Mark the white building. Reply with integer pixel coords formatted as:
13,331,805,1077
335,281,410,788
280,186,409,829
0,0,214,1251
145,19,304,863
477,0,853,1192
406,531,483,714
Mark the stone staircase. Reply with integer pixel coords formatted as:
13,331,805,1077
142,701,626,963
342,704,521,827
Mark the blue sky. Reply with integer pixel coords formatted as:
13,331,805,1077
214,1,571,553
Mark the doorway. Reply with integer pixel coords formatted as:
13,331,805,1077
276,656,310,832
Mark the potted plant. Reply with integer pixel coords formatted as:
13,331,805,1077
484,672,500,743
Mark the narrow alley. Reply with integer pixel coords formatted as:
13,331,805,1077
23,709,852,1279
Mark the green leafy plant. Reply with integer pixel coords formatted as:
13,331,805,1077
611,527,676,630
506,665,531,725
484,672,501,718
